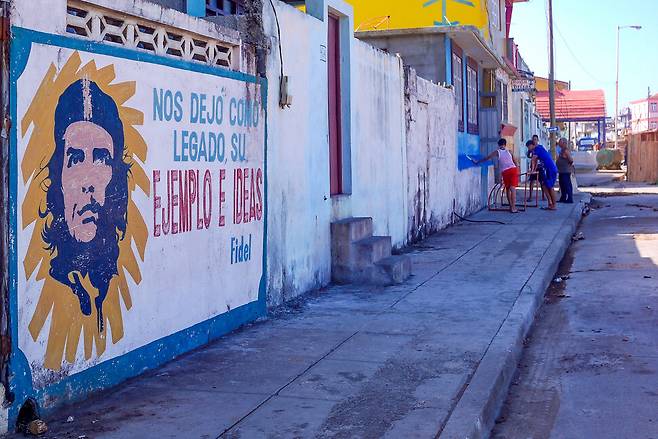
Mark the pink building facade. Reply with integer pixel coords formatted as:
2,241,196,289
630,94,658,134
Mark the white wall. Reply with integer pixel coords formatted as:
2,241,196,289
263,0,410,305
334,40,408,247
263,1,332,306
405,71,483,242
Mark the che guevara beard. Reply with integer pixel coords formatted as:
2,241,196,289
48,204,120,333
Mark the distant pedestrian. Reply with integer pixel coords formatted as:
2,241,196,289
557,137,574,203
476,139,520,213
526,139,558,210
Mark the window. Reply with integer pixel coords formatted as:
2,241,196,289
481,69,496,108
466,59,478,134
651,121,657,130
452,44,464,132
651,102,657,113
523,99,530,140
206,0,243,16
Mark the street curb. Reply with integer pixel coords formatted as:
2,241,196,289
439,193,592,439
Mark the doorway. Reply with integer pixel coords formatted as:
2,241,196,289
328,13,343,195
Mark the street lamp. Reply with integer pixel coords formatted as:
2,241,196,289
615,25,642,149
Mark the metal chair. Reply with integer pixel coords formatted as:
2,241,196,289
487,171,540,212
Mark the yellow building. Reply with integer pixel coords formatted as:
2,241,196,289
534,76,570,92
348,0,500,40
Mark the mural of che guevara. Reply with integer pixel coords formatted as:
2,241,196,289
44,77,130,332
21,52,149,370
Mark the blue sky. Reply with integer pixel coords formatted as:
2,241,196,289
510,0,658,114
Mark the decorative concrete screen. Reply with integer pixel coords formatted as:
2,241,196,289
9,23,266,413
66,0,240,69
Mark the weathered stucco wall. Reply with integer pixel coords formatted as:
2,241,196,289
356,33,446,85
335,39,408,248
263,0,411,305
405,69,483,243
262,1,332,306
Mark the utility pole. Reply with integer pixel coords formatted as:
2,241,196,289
615,25,642,149
615,26,620,149
548,0,557,160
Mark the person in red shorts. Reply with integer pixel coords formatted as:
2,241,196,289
475,138,520,213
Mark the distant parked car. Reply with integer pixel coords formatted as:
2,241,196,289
573,137,598,170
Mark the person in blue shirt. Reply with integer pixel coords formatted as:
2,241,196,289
526,139,558,210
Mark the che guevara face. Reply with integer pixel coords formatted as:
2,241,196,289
61,121,113,243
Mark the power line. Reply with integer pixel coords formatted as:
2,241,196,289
540,0,611,87
553,22,612,86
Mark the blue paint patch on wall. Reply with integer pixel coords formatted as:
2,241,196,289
444,37,452,86
9,26,269,425
457,131,481,170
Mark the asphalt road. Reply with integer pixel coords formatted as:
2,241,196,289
492,194,658,439
575,170,625,188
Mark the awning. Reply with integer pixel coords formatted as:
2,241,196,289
535,89,606,122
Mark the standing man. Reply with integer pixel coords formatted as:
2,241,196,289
556,137,574,203
476,139,520,213
526,134,545,202
526,139,558,210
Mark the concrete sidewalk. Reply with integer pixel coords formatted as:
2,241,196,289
30,196,589,439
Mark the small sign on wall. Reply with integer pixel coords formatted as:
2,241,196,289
512,78,535,93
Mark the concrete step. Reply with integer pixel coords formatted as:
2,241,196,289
372,255,412,285
332,254,412,286
354,236,392,265
331,217,373,243
330,217,411,287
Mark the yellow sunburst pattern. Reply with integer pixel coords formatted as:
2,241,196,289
20,51,150,371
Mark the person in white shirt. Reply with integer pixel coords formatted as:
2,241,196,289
476,138,520,213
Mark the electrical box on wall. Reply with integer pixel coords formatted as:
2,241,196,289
279,75,293,108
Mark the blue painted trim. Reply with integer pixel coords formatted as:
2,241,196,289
259,74,269,308
338,14,353,195
461,51,468,135
444,37,452,86
186,0,206,17
14,302,262,419
8,27,26,425
306,0,325,21
8,26,268,424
